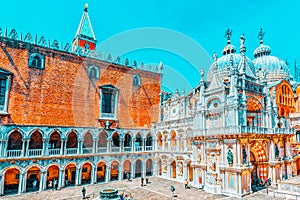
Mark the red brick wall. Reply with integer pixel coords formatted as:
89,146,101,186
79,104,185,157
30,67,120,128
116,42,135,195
0,39,161,128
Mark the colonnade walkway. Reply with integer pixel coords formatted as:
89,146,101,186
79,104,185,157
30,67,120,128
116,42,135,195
0,177,284,200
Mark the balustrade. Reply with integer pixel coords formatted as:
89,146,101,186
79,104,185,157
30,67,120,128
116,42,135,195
123,147,132,152
28,149,42,157
145,146,153,151
6,150,22,157
97,147,107,153
48,148,60,156
66,148,78,155
111,147,120,153
83,148,93,154
135,146,142,152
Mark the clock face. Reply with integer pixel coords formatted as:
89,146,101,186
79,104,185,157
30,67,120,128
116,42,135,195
171,105,179,118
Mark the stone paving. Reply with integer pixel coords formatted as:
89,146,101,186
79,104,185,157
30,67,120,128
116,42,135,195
0,177,284,200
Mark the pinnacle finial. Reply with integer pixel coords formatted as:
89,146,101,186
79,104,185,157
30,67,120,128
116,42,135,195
84,3,88,12
240,34,246,54
224,28,232,44
258,28,265,44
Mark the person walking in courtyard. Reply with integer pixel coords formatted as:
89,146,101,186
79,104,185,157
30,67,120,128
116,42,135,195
53,178,57,190
170,185,175,198
32,179,37,190
141,177,144,186
184,179,190,189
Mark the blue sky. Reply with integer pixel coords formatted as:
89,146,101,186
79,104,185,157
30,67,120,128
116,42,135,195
1,0,299,92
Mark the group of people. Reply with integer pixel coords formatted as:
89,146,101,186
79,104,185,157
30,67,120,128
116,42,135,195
47,178,58,190
170,179,190,198
140,176,150,186
119,192,131,200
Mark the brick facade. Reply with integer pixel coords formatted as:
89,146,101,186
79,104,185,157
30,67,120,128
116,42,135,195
0,38,161,128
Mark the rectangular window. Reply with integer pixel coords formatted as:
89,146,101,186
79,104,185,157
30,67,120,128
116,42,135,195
0,78,6,111
100,86,118,119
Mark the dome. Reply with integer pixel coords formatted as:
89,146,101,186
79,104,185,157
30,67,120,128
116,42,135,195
207,53,256,82
254,44,271,58
253,55,289,83
222,44,236,55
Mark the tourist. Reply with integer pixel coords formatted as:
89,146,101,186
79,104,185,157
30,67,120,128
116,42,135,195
170,185,175,198
48,180,52,189
53,178,57,190
184,179,190,189
32,179,37,189
82,187,86,199
141,177,144,186
146,176,149,184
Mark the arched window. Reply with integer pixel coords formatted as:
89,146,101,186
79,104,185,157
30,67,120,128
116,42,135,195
132,74,141,87
100,85,118,119
88,66,99,79
28,53,44,69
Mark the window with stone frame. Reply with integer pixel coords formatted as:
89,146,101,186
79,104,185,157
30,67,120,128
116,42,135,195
87,65,99,80
132,74,141,87
28,53,44,69
100,85,118,119
0,70,11,113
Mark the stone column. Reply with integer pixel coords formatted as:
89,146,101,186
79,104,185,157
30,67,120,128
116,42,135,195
22,140,26,157
75,166,80,185
78,140,82,154
0,173,4,196
130,162,134,179
105,166,110,182
193,167,197,187
270,140,275,160
58,168,64,189
167,162,171,178
183,137,187,152
60,140,65,155
238,173,242,195
247,142,250,165
176,136,180,151
153,159,158,176
92,140,96,154
237,141,241,166
143,138,146,151
183,163,188,180
107,139,111,153
153,138,157,151
43,139,49,156
162,138,165,150
285,139,291,158
120,139,124,152
118,165,123,181
1,141,7,157
131,139,135,152
18,171,24,194
22,172,27,193
39,170,46,191
91,165,96,184
25,140,29,157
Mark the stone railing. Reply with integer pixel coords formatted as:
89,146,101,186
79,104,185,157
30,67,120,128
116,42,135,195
0,28,162,74
7,150,22,157
83,148,93,154
135,146,143,152
48,149,61,156
193,126,294,137
97,147,107,153
66,148,78,155
28,149,42,157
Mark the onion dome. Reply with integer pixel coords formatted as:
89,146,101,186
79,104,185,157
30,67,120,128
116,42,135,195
253,28,290,84
207,30,256,82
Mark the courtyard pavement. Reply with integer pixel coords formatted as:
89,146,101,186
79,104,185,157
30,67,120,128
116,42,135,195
0,177,284,200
